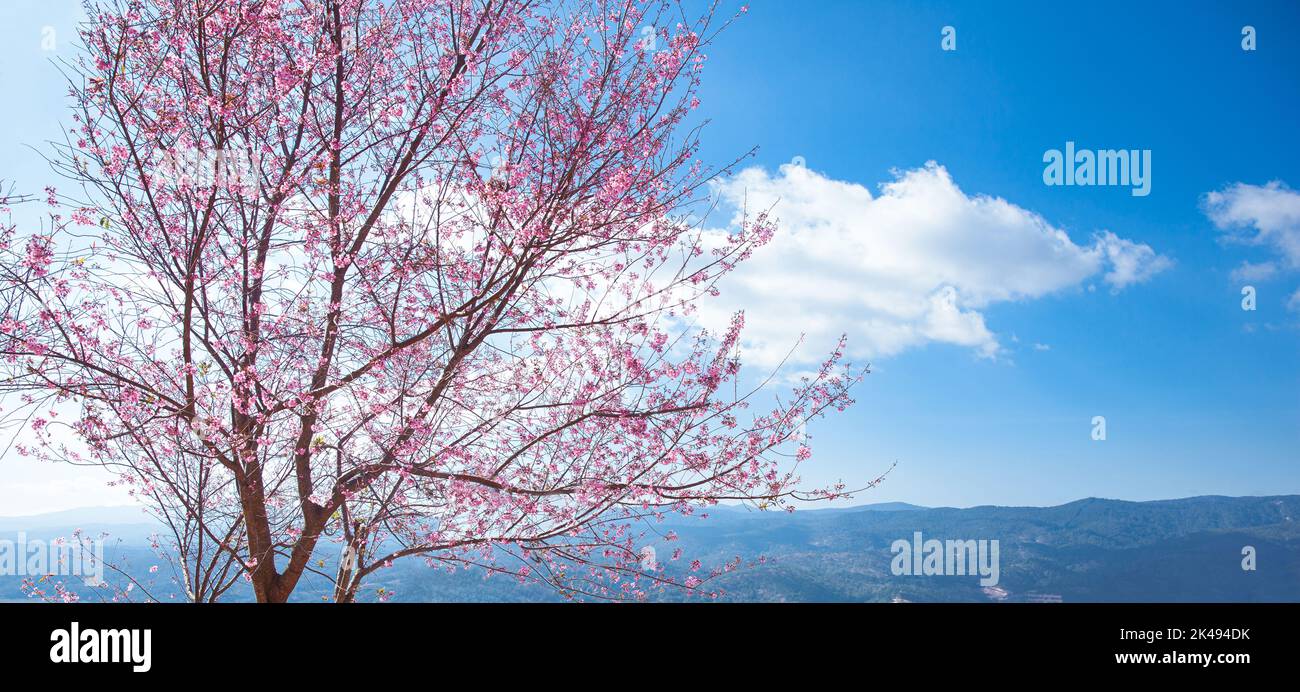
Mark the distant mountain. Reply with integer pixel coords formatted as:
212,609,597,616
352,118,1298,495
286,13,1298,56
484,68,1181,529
809,501,929,513
653,495,1300,602
3,496,1296,602
0,505,155,531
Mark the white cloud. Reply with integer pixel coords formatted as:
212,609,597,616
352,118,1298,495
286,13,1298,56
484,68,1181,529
1288,288,1300,313
1230,260,1279,283
1096,231,1174,291
700,162,1170,367
1204,181,1300,269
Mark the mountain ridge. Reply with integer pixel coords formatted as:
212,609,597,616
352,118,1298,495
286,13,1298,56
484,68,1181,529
5,493,1295,525
4,495,1297,602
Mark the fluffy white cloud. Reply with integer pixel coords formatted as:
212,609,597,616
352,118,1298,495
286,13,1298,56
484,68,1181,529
1230,260,1279,283
1204,181,1300,270
1097,230,1174,291
1204,182,1300,313
698,162,1170,367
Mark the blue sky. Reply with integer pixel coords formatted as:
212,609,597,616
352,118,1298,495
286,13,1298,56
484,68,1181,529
688,0,1300,507
0,1,1297,513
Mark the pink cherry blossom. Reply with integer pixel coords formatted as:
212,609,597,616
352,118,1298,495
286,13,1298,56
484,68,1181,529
0,0,870,603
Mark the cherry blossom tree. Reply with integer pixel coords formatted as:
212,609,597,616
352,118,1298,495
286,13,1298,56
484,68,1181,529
0,0,865,603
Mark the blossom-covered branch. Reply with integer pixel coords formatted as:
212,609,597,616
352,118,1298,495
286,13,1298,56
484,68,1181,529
0,0,864,603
